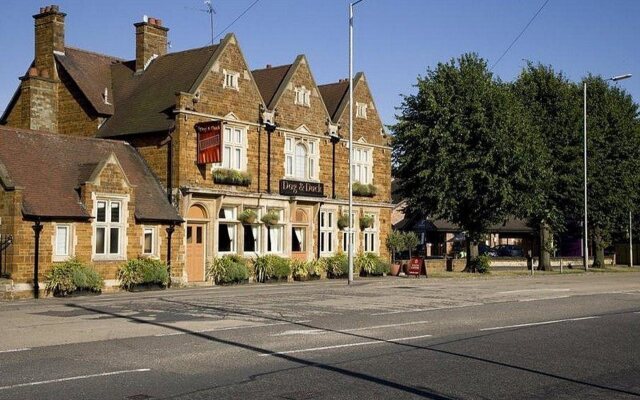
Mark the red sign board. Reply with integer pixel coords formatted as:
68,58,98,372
408,257,423,276
195,120,222,165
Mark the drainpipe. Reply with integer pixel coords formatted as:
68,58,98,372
165,130,174,205
317,202,324,259
262,117,277,194
166,223,175,288
330,134,340,199
32,219,43,299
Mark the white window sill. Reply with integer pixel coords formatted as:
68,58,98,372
93,255,127,262
52,255,72,263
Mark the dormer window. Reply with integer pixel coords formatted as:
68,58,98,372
223,69,240,90
294,86,311,107
356,102,367,119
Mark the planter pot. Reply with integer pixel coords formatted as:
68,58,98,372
390,262,401,276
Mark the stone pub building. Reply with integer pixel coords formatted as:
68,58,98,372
0,5,392,294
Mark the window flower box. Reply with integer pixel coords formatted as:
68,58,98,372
352,182,376,197
213,168,251,186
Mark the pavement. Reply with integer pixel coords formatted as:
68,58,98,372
0,272,639,399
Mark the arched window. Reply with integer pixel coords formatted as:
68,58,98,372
294,143,307,179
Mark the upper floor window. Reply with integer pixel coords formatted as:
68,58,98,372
356,102,368,119
214,125,246,171
285,136,319,181
223,69,240,90
294,86,311,107
94,199,125,259
352,146,373,184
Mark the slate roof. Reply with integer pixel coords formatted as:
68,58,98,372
0,126,182,222
55,47,122,116
251,64,292,109
97,45,219,138
318,80,349,121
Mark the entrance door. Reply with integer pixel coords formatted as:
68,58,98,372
186,224,205,282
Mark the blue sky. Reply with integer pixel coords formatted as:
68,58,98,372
1,0,638,126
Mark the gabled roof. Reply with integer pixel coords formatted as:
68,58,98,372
97,44,219,138
251,63,292,110
55,47,122,115
0,126,181,222
318,79,349,121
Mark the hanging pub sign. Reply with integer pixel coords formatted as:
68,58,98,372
279,179,324,197
195,120,222,165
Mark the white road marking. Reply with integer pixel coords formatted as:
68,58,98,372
518,295,571,302
371,305,470,316
260,334,433,356
480,316,599,331
155,320,311,337
0,348,30,354
272,320,431,336
497,288,572,294
0,369,151,391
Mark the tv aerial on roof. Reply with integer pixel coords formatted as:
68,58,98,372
185,1,216,45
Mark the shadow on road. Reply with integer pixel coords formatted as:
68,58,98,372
66,298,640,399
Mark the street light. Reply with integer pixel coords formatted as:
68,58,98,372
348,0,365,285
583,73,632,271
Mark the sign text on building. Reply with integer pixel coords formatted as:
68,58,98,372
279,179,324,197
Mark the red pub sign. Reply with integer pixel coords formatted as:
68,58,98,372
195,120,222,164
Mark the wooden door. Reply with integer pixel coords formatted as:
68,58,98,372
186,224,205,282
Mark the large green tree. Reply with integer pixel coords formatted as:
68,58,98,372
511,64,583,270
583,76,640,267
392,53,531,271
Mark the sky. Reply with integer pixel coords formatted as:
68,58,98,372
1,0,638,126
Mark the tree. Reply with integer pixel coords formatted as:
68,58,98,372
511,63,583,270
386,231,405,264
392,53,529,272
582,76,640,267
403,232,420,260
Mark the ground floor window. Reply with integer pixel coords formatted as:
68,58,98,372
243,224,261,254
363,213,378,253
218,207,237,253
342,231,356,253
54,224,71,259
267,225,283,253
143,226,157,256
292,227,306,252
320,211,334,255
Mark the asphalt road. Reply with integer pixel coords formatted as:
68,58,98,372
0,272,639,399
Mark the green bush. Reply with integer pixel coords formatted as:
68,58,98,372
471,255,491,274
253,254,291,282
356,253,390,276
45,258,104,297
306,259,327,278
291,259,309,280
118,258,169,290
212,168,251,186
324,253,350,278
206,255,250,284
352,182,377,197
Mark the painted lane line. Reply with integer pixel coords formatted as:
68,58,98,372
480,316,600,331
260,334,433,356
497,288,572,294
371,305,472,316
272,320,431,336
155,320,311,337
518,295,571,302
0,348,30,354
0,369,151,391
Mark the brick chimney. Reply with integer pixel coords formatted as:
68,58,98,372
134,17,169,72
33,5,66,80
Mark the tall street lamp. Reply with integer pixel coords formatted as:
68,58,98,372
348,0,365,285
583,73,632,271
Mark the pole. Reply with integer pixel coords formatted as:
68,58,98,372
32,220,43,299
583,82,589,271
630,210,633,267
348,1,354,285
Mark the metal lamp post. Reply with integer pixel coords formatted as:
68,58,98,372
348,0,365,285
583,73,632,271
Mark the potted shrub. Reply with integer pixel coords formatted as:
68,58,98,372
402,231,420,274
337,214,350,230
386,231,405,276
238,209,257,224
260,210,280,226
359,215,374,230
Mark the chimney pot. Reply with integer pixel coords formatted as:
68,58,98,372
40,7,45,13
52,5,59,12
28,67,39,77
156,19,162,26
148,17,156,25
135,16,169,72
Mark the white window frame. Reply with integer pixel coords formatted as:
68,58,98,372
284,135,319,181
291,226,307,253
294,86,311,107
320,210,335,255
352,145,373,185
363,213,378,254
213,124,247,171
341,212,357,253
218,206,238,254
356,102,368,119
242,208,262,255
223,69,240,90
53,224,73,262
265,209,284,254
142,226,159,257
93,198,126,260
